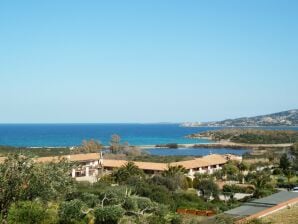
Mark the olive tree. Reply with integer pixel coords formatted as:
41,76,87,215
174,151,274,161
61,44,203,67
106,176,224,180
0,154,75,219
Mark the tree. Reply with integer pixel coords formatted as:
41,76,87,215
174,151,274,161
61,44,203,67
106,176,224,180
94,205,124,224
7,201,56,224
290,142,298,171
110,134,121,154
112,162,144,183
249,171,273,198
162,165,187,177
196,179,219,201
222,163,239,180
73,139,103,154
279,153,291,171
284,169,295,183
237,162,249,184
0,154,75,220
161,165,188,190
58,199,88,224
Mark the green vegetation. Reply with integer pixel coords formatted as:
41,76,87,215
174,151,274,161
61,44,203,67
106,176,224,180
0,153,246,224
189,129,298,144
1,133,298,223
0,145,71,157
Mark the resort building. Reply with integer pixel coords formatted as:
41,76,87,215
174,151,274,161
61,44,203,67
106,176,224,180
41,153,241,182
0,153,241,183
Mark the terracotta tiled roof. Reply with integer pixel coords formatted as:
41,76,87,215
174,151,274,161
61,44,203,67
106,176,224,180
0,153,233,171
103,159,168,171
34,153,100,163
172,159,210,169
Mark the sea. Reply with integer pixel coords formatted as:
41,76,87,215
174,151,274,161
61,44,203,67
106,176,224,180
0,124,297,156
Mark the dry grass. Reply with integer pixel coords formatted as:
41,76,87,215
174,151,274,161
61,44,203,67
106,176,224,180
261,204,298,224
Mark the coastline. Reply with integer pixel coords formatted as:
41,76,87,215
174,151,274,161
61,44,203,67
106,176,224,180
27,140,293,150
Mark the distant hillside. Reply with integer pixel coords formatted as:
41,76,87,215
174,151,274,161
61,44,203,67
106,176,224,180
182,109,298,127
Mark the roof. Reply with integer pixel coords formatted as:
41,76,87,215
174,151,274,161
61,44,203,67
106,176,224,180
34,153,100,163
225,191,298,218
0,153,233,171
103,159,168,171
172,154,228,169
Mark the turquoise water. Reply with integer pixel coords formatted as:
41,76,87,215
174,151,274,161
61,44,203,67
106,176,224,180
0,124,296,156
0,124,218,147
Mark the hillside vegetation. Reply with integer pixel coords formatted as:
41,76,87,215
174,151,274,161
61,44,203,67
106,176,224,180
188,129,298,144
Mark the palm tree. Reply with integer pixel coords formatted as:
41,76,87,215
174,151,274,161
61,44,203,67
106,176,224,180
237,162,249,184
250,171,272,198
113,162,144,183
162,165,187,177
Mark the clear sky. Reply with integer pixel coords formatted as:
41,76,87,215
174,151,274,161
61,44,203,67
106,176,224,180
0,0,297,123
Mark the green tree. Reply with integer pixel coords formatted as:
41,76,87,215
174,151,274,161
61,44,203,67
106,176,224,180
290,142,298,171
58,199,88,224
94,205,124,224
196,179,219,201
161,165,188,190
112,162,144,183
279,153,291,171
237,162,249,184
249,171,273,198
284,169,295,183
222,163,239,180
0,154,74,220
162,165,187,177
7,201,56,224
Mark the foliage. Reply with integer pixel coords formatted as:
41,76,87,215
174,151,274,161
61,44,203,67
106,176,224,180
162,165,187,177
201,214,235,224
196,179,219,201
110,134,121,154
7,201,56,224
112,161,144,183
94,205,124,224
0,145,70,157
245,219,272,224
248,171,274,198
290,142,298,171
0,154,74,219
195,129,298,144
79,192,100,208
279,153,291,171
283,169,295,183
223,184,254,195
58,199,88,224
72,139,103,154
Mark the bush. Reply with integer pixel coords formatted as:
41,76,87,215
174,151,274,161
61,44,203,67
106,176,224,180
80,193,100,208
58,199,87,224
7,201,55,224
276,182,298,189
273,168,283,175
223,184,254,194
94,205,124,224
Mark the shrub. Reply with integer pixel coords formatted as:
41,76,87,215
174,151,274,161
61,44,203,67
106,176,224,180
7,201,53,224
80,193,100,208
272,168,283,175
58,199,87,224
94,205,124,224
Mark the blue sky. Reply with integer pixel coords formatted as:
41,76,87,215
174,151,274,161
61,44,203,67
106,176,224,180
0,0,297,123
